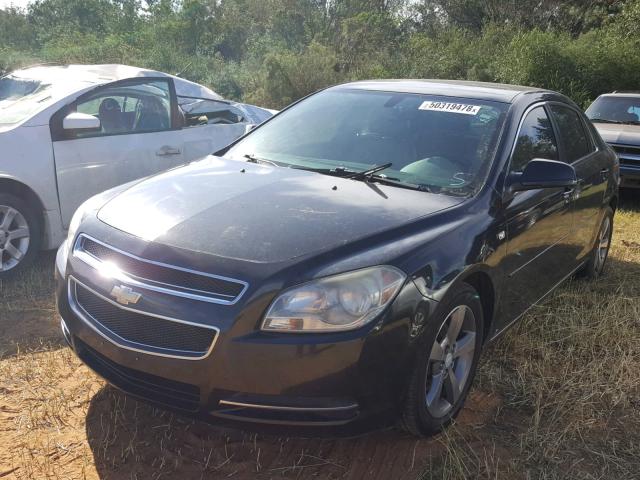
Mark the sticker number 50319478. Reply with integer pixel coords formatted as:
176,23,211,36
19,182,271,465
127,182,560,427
418,101,481,115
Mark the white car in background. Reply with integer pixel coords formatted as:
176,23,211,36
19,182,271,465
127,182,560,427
0,64,274,275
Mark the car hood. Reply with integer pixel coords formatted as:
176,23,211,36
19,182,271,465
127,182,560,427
97,156,463,263
593,123,640,145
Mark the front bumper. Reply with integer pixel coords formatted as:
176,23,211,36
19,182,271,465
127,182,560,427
55,238,430,435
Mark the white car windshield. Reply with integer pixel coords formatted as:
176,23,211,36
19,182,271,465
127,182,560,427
0,75,53,126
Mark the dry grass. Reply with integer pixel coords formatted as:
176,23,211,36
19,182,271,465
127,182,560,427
1,194,639,479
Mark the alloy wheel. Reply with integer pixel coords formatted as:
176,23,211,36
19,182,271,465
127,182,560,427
424,305,477,418
0,205,30,272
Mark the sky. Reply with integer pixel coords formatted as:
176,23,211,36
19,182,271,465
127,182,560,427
0,0,31,10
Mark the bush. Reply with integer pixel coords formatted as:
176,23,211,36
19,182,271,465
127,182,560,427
0,48,40,77
242,41,342,108
2,0,640,109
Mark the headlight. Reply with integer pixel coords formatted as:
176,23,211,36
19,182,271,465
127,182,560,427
262,266,406,333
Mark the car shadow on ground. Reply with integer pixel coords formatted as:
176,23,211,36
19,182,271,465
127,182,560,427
83,383,504,480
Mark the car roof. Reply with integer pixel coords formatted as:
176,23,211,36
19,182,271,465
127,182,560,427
8,64,223,101
333,79,556,104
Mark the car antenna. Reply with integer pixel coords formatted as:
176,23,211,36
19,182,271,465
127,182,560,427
175,61,194,78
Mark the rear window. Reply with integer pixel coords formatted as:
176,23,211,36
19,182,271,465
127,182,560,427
550,105,593,162
510,106,558,172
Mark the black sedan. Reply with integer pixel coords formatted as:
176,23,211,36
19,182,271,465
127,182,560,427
55,80,618,437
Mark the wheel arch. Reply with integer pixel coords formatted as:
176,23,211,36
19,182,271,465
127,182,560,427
450,268,496,345
0,176,46,233
461,271,495,344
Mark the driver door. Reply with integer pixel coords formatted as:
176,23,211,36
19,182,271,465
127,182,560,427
51,78,186,227
496,104,575,330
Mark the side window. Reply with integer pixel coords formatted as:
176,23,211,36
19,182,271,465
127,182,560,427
73,80,172,138
549,105,593,162
510,106,558,172
585,118,606,150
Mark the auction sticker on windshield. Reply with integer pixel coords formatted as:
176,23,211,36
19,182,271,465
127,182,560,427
419,101,481,115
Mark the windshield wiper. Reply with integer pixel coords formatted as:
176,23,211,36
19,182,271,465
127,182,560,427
590,119,624,124
290,165,356,177
365,174,433,192
291,163,431,191
291,163,393,179
244,154,279,167
591,118,640,126
348,162,393,180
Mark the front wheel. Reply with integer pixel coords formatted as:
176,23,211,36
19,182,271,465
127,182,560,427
401,283,484,437
0,193,41,277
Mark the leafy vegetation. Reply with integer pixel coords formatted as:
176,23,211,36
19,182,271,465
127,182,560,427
1,0,640,109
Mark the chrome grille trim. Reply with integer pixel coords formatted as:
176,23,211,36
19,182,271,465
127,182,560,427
73,234,248,305
218,400,359,412
68,276,220,360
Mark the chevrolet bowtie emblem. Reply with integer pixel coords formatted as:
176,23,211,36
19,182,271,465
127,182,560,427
110,285,142,306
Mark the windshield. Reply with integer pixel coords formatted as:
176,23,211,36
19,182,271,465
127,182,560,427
0,75,52,126
225,89,508,195
586,96,640,125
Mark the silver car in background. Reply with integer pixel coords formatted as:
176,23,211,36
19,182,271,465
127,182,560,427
586,92,640,189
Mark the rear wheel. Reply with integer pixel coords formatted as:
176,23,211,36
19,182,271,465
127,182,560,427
0,193,41,277
580,207,613,280
401,283,483,437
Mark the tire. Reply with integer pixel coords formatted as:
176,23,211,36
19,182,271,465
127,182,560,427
579,206,613,280
0,193,41,278
401,283,484,437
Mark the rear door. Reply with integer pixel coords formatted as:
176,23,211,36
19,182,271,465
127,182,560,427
548,103,609,259
498,104,575,328
51,78,186,227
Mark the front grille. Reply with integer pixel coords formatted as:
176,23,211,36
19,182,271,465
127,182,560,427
619,158,640,168
76,235,247,303
72,279,218,358
75,338,201,411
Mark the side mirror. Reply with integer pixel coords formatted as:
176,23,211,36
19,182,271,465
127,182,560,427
509,159,577,192
63,112,101,131
244,123,257,135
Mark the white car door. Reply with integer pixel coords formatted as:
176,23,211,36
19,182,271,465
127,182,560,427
51,78,186,227
177,99,251,161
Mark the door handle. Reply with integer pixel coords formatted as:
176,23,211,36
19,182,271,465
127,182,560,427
563,188,574,202
156,145,181,156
